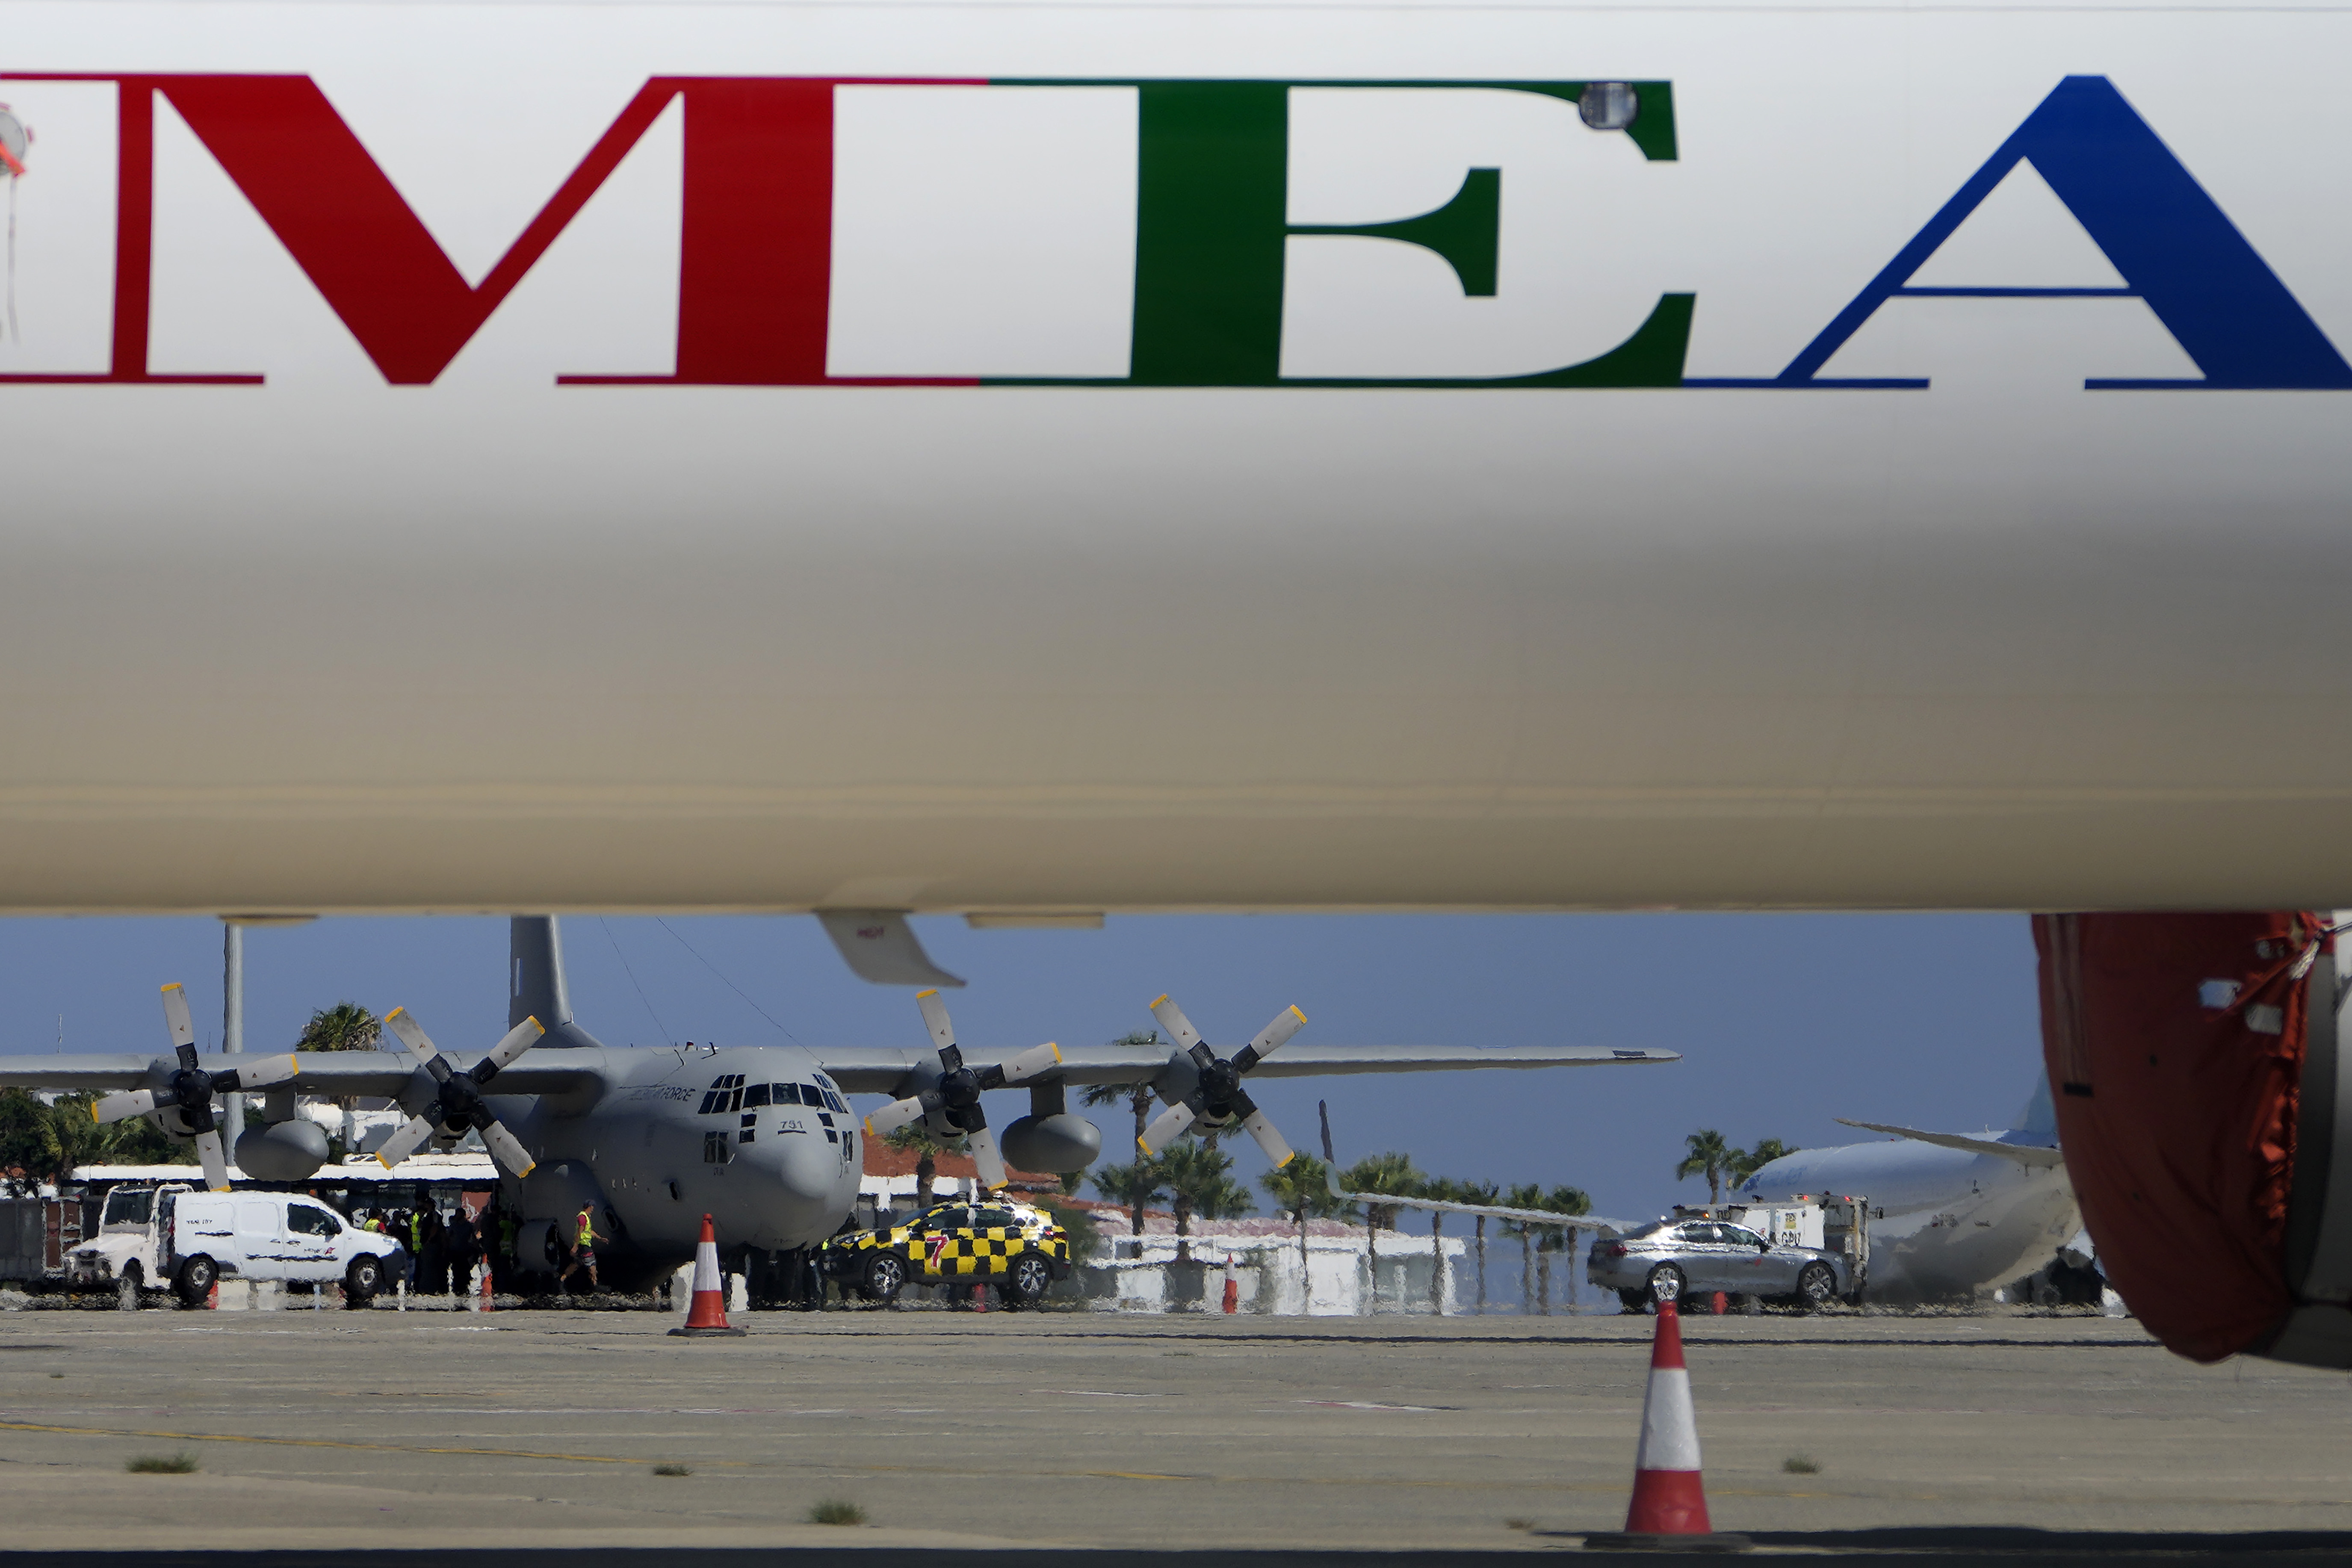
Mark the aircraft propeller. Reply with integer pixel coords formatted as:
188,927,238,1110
90,983,301,1193
1136,995,1306,1169
863,989,1061,1192
373,1008,544,1177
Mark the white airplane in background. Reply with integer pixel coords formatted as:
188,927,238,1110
1739,1077,2075,1302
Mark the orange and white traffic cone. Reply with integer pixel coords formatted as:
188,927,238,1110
667,1214,747,1338
1221,1254,1239,1314
205,1279,219,1311
1588,1301,1749,1549
478,1261,494,1314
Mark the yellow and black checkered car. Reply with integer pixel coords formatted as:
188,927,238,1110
819,1199,1073,1305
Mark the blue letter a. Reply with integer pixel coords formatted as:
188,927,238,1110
1777,76,2352,390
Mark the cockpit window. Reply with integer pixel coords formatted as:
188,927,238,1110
774,1084,803,1106
743,1083,771,1107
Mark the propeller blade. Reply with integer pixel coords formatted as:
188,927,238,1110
382,1008,454,1082
219,1053,299,1093
1238,1107,1297,1169
967,1125,1010,1191
916,988,962,1072
471,1017,543,1082
1148,994,1206,1055
477,1117,537,1179
1234,1005,1308,1072
373,1115,440,1171
996,1041,1062,1087
864,1096,928,1139
1138,1100,1197,1158
194,1128,231,1192
92,1089,162,1125
161,983,198,1066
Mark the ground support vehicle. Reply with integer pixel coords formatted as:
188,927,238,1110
818,1199,1073,1308
1587,1206,1860,1311
0,1194,101,1291
67,1185,404,1308
62,1183,194,1304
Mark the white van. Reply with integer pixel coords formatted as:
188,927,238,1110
165,1192,403,1308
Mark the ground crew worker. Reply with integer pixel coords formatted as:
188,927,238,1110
560,1203,601,1293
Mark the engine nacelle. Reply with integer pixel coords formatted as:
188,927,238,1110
2036,912,2352,1367
231,1119,329,1181
1001,1113,1102,1175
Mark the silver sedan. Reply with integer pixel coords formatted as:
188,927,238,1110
1586,1218,1851,1310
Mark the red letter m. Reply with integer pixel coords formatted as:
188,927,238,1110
86,74,842,384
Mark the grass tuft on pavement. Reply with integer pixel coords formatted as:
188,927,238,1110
1783,1454,1822,1475
125,1453,198,1474
653,1464,691,1477
808,1498,866,1526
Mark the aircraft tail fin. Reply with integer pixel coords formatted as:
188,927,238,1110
2016,1069,2057,1135
509,916,605,1048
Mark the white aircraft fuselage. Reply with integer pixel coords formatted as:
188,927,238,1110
0,1,2344,915
1743,1137,2080,1301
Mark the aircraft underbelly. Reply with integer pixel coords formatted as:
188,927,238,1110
2,4,2349,912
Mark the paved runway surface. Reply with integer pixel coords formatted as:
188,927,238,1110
0,1305,2347,1556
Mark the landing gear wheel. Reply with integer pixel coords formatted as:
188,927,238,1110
174,1255,217,1309
1005,1254,1052,1308
345,1255,384,1308
1618,1288,1648,1314
1796,1261,1838,1310
863,1253,906,1306
1645,1263,1685,1309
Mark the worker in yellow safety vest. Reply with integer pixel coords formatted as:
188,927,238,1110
559,1203,601,1293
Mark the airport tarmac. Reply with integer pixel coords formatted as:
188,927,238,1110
0,1306,2346,1556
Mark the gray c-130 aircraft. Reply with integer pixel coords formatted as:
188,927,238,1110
0,918,1676,1296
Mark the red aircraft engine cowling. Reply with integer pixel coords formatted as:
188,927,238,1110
2036,912,2352,1367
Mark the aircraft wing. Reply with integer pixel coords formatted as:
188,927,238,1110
818,1042,1677,1095
1835,1119,2065,1168
0,1050,603,1098
1323,1170,1645,1234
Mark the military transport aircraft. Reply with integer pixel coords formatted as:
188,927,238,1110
0,918,1676,1294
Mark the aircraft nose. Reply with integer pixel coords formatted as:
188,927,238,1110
756,1131,840,1206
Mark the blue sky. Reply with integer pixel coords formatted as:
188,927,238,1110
0,911,2044,1221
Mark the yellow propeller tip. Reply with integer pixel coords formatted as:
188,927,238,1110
375,1154,394,1171
88,1105,100,1122
1274,1151,1297,1168
385,1006,405,1020
1148,994,1169,1007
1291,1005,1307,1022
1047,1043,1062,1062
916,988,938,1000
160,983,182,995
516,1160,537,1178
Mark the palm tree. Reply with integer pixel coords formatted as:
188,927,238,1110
1091,1159,1170,1237
1677,1128,1735,1204
1420,1176,1463,1314
1501,1181,1546,1314
1262,1153,1346,1285
1080,1031,1162,1231
1457,1178,1501,1313
1544,1185,1593,1312
1340,1152,1423,1311
1156,1140,1244,1263
298,1002,382,1116
1731,1137,1797,1184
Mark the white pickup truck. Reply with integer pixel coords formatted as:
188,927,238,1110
69,1185,402,1308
